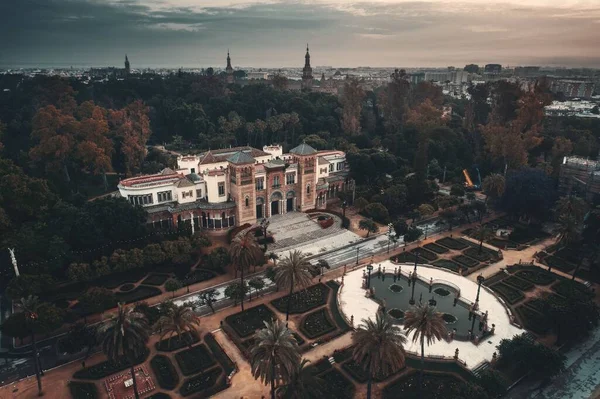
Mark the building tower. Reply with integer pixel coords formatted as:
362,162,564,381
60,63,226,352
301,44,313,91
226,50,234,84
124,55,130,75
227,152,257,225
290,142,317,211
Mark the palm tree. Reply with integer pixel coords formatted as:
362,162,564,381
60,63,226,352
20,296,44,396
404,303,447,399
156,303,201,348
554,195,587,222
352,312,407,399
98,303,149,399
230,228,263,311
472,224,494,254
556,215,582,249
250,319,300,399
482,173,506,205
276,359,326,399
275,250,314,321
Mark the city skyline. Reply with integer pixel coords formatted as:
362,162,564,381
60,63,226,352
2,0,600,69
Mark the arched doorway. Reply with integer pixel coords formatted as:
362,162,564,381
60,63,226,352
286,190,296,212
270,191,283,216
256,197,265,219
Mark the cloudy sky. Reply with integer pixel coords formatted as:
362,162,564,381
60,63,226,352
1,0,600,68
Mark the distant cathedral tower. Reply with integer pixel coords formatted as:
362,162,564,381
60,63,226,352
226,50,234,84
301,44,313,91
124,55,130,75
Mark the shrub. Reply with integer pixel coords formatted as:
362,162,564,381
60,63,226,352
227,223,252,243
545,256,576,272
514,270,555,286
300,309,337,339
73,349,149,379
174,344,216,376
184,269,217,285
115,286,162,303
68,381,98,399
155,331,199,352
326,281,351,332
224,305,275,339
271,284,330,314
150,355,179,390
179,367,223,397
515,306,551,335
205,333,236,375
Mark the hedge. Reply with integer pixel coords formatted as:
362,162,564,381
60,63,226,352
271,283,330,314
174,344,216,376
300,309,337,339
490,283,524,304
514,269,555,285
515,305,552,335
115,285,162,304
73,349,149,379
503,276,534,291
205,333,236,376
463,247,491,262
326,281,351,332
431,259,461,273
155,331,199,352
68,381,98,399
224,305,276,339
423,243,449,254
179,367,223,397
413,248,438,261
452,255,479,268
545,256,576,272
436,237,468,250
141,273,171,286
319,369,356,399
150,355,179,390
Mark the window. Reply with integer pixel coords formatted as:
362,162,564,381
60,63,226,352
337,162,344,171
273,175,280,188
245,197,249,207
256,177,264,190
218,182,225,196
286,173,295,185
157,191,172,203
191,168,196,174
329,163,334,172
196,189,202,198
129,194,153,206
306,185,311,194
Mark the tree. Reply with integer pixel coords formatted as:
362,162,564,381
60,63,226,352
276,359,326,399
352,312,407,399
359,219,379,237
450,184,465,197
554,195,587,224
250,319,300,399
198,289,218,314
404,303,447,398
500,168,557,222
78,287,117,323
393,219,408,238
156,303,201,348
275,250,314,321
340,78,366,136
230,228,263,311
404,226,422,245
541,293,599,346
417,204,435,218
248,277,266,301
5,274,55,301
440,208,459,231
265,266,278,291
224,282,248,306
476,369,508,398
97,304,149,399
472,224,494,254
482,173,506,205
164,278,182,298
354,197,369,213
268,252,279,267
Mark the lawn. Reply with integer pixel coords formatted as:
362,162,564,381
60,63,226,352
424,243,449,254
491,283,525,304
300,308,337,339
436,237,468,250
432,259,461,273
174,344,216,376
224,304,276,339
271,283,330,314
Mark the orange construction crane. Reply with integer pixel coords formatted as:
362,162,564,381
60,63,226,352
463,169,474,187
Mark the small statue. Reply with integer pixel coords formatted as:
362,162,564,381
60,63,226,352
350,315,354,326
454,348,459,359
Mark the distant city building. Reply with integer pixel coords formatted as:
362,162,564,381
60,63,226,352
225,50,234,84
247,71,269,80
550,79,595,99
301,44,313,91
514,66,540,78
464,64,480,74
545,100,600,118
559,156,600,203
484,64,502,74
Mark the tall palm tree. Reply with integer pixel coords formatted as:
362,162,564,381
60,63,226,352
275,250,314,321
352,312,407,399
482,173,506,205
250,319,300,399
472,224,494,254
556,214,582,249
230,228,263,311
554,195,587,222
98,303,149,399
276,359,326,399
20,296,44,396
156,303,201,348
404,303,447,399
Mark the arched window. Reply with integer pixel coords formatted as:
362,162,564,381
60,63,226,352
245,197,249,207
306,184,310,194
221,212,225,219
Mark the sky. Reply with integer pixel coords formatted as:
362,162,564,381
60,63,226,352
1,0,600,69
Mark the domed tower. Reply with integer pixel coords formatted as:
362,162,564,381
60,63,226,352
225,50,234,84
301,44,313,91
290,142,317,210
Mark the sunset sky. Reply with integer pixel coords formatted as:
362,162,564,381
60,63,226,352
2,0,599,68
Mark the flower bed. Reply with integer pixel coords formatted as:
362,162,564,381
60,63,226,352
433,287,450,296
451,255,479,268
424,243,449,254
69,381,98,399
412,248,438,261
515,305,551,335
432,259,461,273
326,281,352,332
179,367,222,397
150,355,179,390
388,308,404,320
544,256,576,272
463,247,491,262
204,333,236,376
155,332,199,352
389,284,403,293
174,344,216,376
319,369,356,399
488,238,518,250
490,283,524,304
514,269,555,285
271,283,330,315
442,313,457,324
224,304,276,339
300,309,337,339
73,349,149,379
115,286,162,304
436,237,468,250
141,273,171,286
383,372,466,399
504,276,534,291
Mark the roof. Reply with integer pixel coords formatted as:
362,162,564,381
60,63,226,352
199,151,218,165
227,151,255,164
290,143,317,156
187,173,202,182
176,178,195,188
318,156,329,165
161,168,175,175
119,171,183,188
198,146,269,165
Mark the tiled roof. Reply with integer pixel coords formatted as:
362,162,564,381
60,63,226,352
199,151,218,165
290,143,317,155
176,178,195,188
119,172,183,188
187,173,202,182
199,146,270,165
227,151,255,164
318,156,329,165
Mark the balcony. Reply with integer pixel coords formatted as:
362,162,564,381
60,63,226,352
272,184,281,189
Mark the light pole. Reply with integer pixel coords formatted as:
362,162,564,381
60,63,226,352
387,223,393,254
471,274,485,339
409,249,420,306
355,247,360,265
342,200,347,222
366,264,374,289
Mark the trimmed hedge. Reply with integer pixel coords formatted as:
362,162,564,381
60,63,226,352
73,349,149,379
184,269,216,285
515,269,555,285
224,304,275,339
332,347,353,363
423,243,449,254
205,333,236,376
515,305,552,335
412,248,438,261
431,259,461,273
491,283,524,304
179,366,223,396
175,344,216,376
115,285,162,304
545,256,576,272
119,283,135,292
155,331,199,352
68,381,98,399
451,255,479,268
504,276,534,291
463,247,491,262
326,281,351,332
393,252,427,264
552,280,593,301
141,273,171,286
300,309,337,339
483,272,507,287
320,369,356,399
150,355,179,390
436,237,468,250
271,283,330,315
292,331,306,346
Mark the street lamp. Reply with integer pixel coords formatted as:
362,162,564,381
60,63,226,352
355,247,360,265
387,223,394,254
413,248,420,275
366,264,374,289
342,200,347,221
409,248,420,306
470,274,485,339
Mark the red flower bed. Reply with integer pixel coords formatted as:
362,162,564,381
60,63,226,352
319,218,334,229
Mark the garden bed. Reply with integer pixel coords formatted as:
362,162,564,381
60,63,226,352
69,381,98,399
514,269,556,285
488,238,518,250
490,283,524,304
436,237,468,250
383,372,467,399
388,308,404,320
503,276,534,291
141,273,171,286
393,252,428,264
204,333,236,376
412,248,438,261
155,332,200,352
119,283,136,292
423,243,449,254
300,309,337,339
179,366,223,397
451,255,479,268
115,285,162,304
483,272,507,287
73,349,149,379
332,347,354,363
98,269,148,289
150,355,179,390
463,247,491,262
544,256,576,272
174,344,216,376
433,287,451,296
431,259,461,273
552,280,593,301
524,298,546,313
326,281,352,332
271,283,330,315
310,358,333,374
515,305,552,335
224,304,275,339
319,369,356,399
